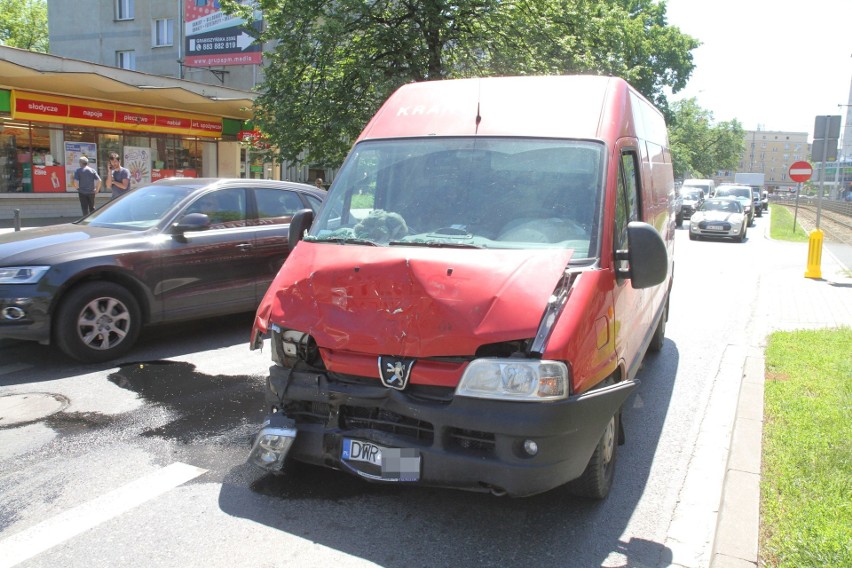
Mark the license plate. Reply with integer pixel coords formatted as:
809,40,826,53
707,225,724,231
341,439,421,482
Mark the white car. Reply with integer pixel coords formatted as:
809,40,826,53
689,198,748,242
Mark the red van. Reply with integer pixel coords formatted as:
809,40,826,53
248,75,675,498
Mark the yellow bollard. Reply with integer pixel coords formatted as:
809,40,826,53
804,229,823,279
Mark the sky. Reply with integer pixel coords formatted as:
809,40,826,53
663,0,852,141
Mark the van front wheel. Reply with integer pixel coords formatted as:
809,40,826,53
648,300,667,353
569,413,618,499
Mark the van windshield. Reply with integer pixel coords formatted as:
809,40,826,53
308,138,604,259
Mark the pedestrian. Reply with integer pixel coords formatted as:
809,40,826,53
72,156,101,215
105,152,131,199
315,178,325,190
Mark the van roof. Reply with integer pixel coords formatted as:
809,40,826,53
357,75,665,144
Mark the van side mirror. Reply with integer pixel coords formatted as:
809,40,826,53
618,221,668,289
289,209,314,252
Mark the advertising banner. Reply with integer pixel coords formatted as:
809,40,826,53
184,1,262,67
123,146,152,191
33,165,66,193
152,169,198,182
64,142,97,193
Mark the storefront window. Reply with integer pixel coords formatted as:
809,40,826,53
1,120,219,193
1,120,31,193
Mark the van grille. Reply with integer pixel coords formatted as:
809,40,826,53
284,401,330,424
340,406,434,445
448,428,496,454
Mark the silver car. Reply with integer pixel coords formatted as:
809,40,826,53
689,198,748,242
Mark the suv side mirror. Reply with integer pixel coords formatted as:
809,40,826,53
617,221,668,289
289,209,314,252
171,213,210,241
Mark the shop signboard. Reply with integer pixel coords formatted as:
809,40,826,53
123,146,152,191
12,91,223,137
184,1,262,67
64,142,97,193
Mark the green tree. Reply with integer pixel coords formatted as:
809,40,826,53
0,0,48,52
222,0,698,168
668,98,744,179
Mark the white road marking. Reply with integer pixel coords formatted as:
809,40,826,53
0,462,207,568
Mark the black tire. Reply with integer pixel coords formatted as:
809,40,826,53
676,214,683,228
569,412,619,499
54,281,142,363
648,299,667,352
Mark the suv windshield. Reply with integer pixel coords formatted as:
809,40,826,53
79,184,196,230
308,138,605,259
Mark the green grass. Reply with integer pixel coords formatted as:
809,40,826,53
769,204,810,242
761,328,852,567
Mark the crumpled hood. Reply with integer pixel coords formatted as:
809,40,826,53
255,243,573,357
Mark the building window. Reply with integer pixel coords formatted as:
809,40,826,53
153,19,174,47
116,50,136,70
116,0,134,20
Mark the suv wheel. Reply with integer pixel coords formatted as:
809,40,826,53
55,282,142,363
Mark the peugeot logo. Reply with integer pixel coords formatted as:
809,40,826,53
377,356,415,390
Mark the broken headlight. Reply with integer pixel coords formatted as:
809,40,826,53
271,325,322,368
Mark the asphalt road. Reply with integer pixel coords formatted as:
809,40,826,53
0,216,777,568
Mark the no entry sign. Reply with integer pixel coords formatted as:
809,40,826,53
789,161,813,183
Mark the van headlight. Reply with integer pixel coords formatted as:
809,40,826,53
456,358,569,401
0,266,50,284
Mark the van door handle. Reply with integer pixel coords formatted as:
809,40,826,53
236,243,253,251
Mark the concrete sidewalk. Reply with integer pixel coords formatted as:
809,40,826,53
0,216,78,234
710,227,852,568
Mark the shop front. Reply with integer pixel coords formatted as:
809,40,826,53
0,89,237,195
0,46,256,220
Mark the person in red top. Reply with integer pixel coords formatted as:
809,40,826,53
105,152,131,199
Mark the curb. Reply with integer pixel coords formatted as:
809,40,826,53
710,352,764,568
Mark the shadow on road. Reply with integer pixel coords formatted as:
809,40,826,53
0,312,256,386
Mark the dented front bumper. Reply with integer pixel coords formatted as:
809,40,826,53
250,364,636,497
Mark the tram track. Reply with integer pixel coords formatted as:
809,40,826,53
774,202,852,245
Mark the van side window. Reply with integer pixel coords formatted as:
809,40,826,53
615,151,640,251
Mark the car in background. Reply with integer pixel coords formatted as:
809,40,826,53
714,184,754,226
688,198,747,242
751,188,763,217
682,178,716,199
0,178,324,362
679,188,704,221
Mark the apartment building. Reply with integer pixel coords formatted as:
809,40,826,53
47,0,261,91
716,130,810,191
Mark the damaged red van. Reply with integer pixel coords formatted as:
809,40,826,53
248,75,675,498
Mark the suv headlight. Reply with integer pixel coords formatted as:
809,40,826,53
456,358,569,401
0,266,50,284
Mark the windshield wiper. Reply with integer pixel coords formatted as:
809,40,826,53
388,240,482,249
309,237,378,246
